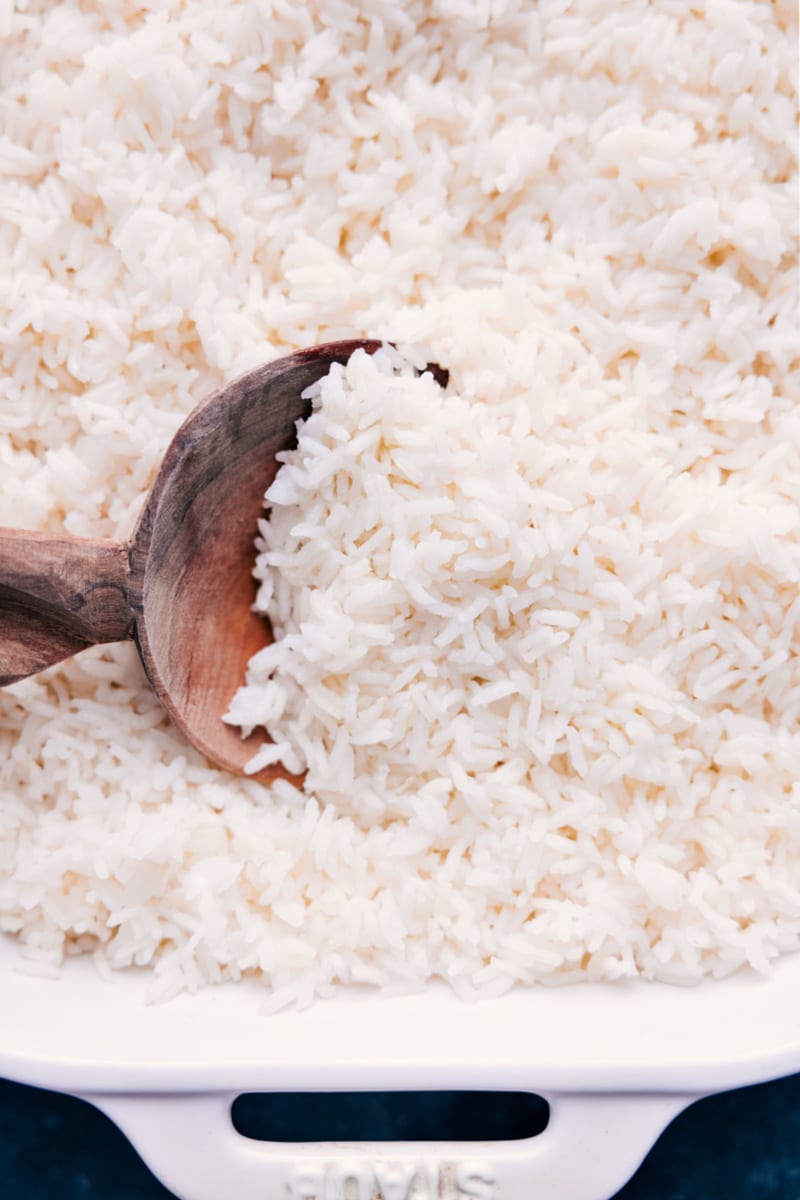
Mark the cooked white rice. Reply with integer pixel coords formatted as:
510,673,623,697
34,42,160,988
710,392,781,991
0,0,798,1009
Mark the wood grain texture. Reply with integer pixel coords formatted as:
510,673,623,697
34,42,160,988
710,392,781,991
0,530,132,686
128,340,386,781
1,341,447,779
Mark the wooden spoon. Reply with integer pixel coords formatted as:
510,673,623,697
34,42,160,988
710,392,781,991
0,340,446,782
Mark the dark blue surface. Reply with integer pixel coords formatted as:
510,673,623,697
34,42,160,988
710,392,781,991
1,1074,799,1198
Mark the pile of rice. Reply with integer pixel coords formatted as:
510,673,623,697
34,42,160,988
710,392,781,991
0,0,797,1009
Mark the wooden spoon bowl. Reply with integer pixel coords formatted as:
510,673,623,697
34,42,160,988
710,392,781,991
0,340,438,781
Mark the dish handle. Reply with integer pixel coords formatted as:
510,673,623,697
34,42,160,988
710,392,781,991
87,1089,695,1200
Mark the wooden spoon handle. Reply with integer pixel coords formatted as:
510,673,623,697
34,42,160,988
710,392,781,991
0,528,134,685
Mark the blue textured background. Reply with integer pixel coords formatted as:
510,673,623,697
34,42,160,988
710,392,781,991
0,1072,798,1198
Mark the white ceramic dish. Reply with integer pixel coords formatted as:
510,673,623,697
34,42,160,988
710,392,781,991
1,935,799,1200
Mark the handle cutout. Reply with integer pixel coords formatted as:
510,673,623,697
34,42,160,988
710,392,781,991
231,1090,549,1144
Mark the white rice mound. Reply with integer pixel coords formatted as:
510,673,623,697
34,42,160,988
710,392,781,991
0,0,798,1009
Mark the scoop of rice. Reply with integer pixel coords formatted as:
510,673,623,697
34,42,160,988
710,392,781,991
0,0,797,1008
